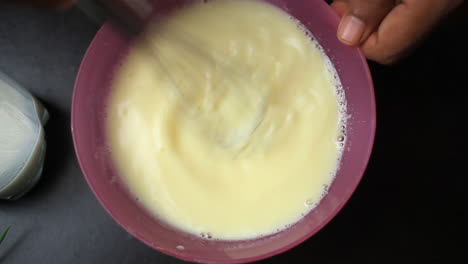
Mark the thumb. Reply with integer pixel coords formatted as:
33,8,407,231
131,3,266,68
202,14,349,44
333,0,394,46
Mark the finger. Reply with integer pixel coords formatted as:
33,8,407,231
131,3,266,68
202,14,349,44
362,0,464,64
334,0,395,46
330,1,348,17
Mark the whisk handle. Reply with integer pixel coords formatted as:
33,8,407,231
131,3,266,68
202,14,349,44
96,0,154,34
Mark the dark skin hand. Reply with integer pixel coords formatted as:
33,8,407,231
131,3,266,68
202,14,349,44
330,0,464,64
7,0,465,64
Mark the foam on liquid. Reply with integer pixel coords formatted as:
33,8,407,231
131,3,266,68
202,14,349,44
107,0,347,240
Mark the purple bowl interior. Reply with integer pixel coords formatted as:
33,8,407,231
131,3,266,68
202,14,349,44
72,0,376,263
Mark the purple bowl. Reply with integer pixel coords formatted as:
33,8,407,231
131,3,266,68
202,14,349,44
72,0,376,263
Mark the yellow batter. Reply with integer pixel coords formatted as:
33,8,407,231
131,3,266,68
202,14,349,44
107,0,345,240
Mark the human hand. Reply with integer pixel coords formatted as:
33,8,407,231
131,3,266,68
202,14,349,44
330,0,463,64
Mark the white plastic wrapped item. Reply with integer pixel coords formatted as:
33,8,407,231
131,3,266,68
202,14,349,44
0,72,48,200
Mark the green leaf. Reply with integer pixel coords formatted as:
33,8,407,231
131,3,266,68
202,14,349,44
0,226,11,245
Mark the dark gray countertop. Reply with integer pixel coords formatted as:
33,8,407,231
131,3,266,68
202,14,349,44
0,2,467,264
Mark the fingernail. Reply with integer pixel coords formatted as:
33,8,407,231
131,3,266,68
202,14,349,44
338,15,365,45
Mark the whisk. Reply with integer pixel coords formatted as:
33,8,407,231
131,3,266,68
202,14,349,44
92,0,266,151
